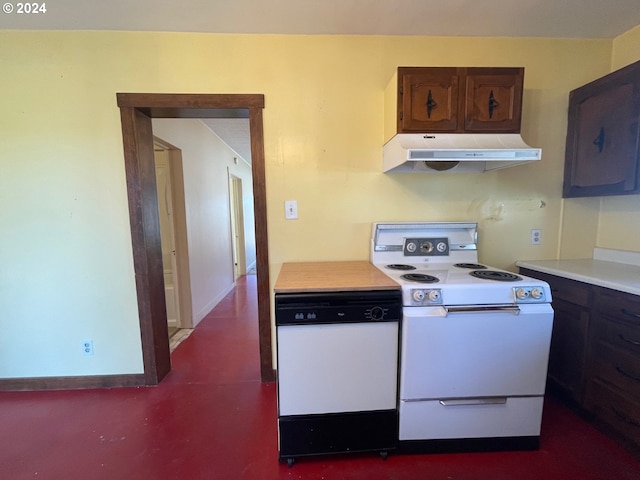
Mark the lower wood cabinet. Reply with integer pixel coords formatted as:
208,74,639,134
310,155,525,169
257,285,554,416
547,297,589,403
519,269,590,405
519,268,640,453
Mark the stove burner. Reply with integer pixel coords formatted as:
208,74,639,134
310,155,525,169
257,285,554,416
470,270,522,282
454,263,487,269
386,264,417,271
401,273,440,283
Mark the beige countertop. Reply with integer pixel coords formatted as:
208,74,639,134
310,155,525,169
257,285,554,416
274,261,400,293
517,248,640,296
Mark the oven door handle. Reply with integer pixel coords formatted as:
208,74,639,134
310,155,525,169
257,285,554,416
439,397,508,406
444,305,521,315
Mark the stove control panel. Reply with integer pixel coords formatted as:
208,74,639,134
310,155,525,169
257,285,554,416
404,237,449,257
411,288,443,305
514,286,547,303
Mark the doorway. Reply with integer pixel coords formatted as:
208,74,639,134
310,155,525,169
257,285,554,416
117,93,273,384
229,173,246,281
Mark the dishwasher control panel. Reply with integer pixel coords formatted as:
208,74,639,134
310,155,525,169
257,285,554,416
275,291,402,326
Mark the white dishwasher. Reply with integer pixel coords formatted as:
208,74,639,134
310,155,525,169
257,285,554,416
275,289,401,466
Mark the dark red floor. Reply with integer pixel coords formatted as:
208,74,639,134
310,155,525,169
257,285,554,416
2,275,640,479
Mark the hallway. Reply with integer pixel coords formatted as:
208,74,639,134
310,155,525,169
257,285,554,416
1,275,640,479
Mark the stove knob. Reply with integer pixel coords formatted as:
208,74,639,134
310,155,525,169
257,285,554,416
530,288,544,300
436,242,447,253
412,290,425,303
420,241,434,253
406,242,417,253
515,288,529,300
427,290,441,302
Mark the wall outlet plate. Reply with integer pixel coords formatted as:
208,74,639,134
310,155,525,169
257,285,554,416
82,339,94,356
531,229,541,245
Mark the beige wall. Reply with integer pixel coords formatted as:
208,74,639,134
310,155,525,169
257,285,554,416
0,29,629,378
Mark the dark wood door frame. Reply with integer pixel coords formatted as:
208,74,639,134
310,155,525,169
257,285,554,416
117,93,274,384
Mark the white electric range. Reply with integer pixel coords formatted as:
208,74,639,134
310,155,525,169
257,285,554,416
371,222,554,452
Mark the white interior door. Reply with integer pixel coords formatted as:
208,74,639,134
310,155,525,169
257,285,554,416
228,173,246,280
154,148,181,329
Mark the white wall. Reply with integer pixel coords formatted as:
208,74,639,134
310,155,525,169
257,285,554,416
152,119,255,325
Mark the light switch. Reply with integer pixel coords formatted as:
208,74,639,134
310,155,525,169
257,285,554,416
285,200,298,220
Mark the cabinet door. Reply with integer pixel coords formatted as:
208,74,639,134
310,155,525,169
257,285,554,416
547,298,590,404
563,61,640,197
399,67,460,132
464,68,524,132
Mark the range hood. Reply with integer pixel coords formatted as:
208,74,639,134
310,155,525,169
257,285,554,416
383,133,542,173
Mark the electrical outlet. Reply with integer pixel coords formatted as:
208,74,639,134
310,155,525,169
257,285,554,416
82,339,94,356
531,229,541,245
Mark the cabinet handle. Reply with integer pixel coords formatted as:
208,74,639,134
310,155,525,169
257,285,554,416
488,90,499,119
621,308,640,320
592,127,605,153
618,333,640,347
615,365,640,382
426,90,437,119
611,406,640,429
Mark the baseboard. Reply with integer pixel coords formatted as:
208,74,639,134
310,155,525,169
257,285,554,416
0,373,147,391
246,261,257,274
194,282,235,324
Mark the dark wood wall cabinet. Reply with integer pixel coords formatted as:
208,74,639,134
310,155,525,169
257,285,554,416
387,67,524,136
519,268,640,453
563,60,640,198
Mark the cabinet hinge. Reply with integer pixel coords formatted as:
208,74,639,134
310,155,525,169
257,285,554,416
399,112,403,121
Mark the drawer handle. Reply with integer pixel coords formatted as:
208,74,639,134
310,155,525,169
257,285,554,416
615,365,640,382
619,334,640,347
611,406,640,429
621,308,640,320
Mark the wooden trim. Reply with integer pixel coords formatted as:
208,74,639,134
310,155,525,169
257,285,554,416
119,106,172,385
0,374,146,391
248,107,275,382
117,93,265,109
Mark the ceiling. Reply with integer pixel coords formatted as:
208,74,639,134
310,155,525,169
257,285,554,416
1,0,639,38
5,1,639,164
202,118,252,165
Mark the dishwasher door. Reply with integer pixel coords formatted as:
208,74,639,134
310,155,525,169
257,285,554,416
277,321,399,416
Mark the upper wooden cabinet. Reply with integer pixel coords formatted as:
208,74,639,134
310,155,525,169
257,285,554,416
563,60,640,198
384,67,524,139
